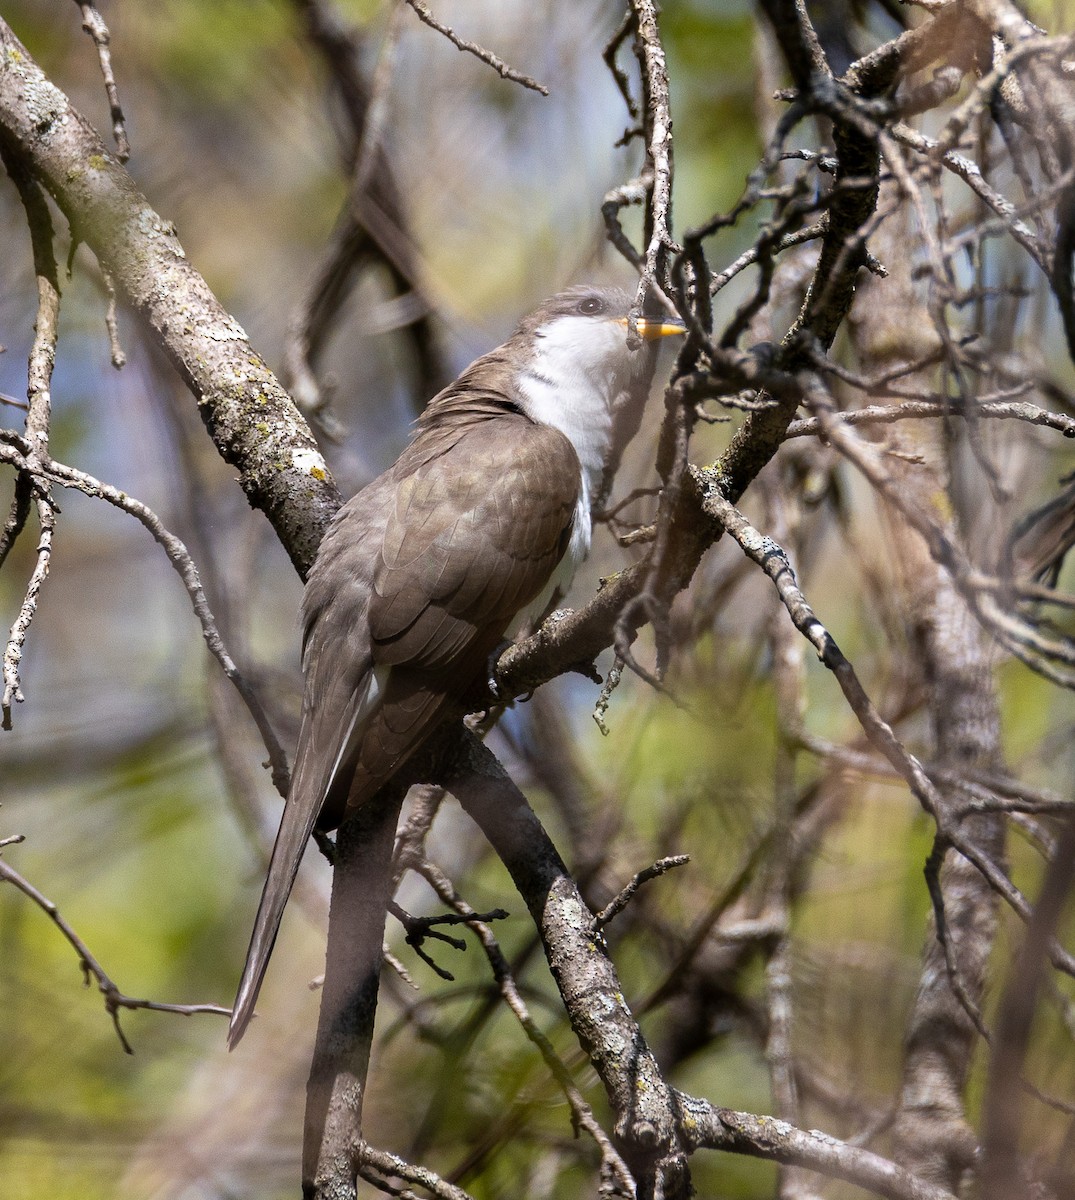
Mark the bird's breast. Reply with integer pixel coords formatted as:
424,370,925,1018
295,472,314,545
523,470,590,627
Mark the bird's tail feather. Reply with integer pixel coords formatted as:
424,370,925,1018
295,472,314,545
227,795,322,1049
228,672,378,1049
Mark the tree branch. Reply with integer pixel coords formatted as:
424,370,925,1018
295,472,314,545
676,1097,959,1200
401,0,548,96
0,18,341,577
0,840,230,1053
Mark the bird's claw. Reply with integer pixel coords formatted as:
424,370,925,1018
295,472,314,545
486,638,513,700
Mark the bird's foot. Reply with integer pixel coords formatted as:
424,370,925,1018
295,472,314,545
390,901,509,982
486,638,514,700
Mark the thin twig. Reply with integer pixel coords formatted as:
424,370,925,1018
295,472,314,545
0,848,230,1054
602,7,639,121
592,653,624,736
628,0,678,307
358,1142,477,1200
102,269,126,368
401,0,548,95
691,470,946,822
0,442,290,793
786,396,1075,439
594,855,690,930
0,140,59,730
72,1,130,161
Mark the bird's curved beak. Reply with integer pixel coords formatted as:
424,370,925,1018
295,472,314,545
617,315,687,341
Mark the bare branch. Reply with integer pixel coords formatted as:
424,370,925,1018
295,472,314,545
627,0,677,304
284,0,447,429
594,855,690,931
443,732,689,1195
0,136,59,729
0,441,289,792
690,469,945,823
0,18,342,574
358,1143,477,1200
675,1096,959,1200
410,853,637,1196
401,0,548,96
71,1,130,161
0,843,230,1054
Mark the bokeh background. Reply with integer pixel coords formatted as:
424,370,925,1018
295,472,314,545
2,2,1075,1198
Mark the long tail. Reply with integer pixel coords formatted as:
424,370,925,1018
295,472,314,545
228,665,380,1048
227,794,322,1048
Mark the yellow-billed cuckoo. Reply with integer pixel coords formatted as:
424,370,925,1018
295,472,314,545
228,285,683,1047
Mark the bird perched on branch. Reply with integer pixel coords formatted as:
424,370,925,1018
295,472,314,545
228,285,684,1047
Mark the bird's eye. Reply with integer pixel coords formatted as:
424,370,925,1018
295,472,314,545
577,296,605,316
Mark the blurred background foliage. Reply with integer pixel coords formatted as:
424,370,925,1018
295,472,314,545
1,1,1074,1198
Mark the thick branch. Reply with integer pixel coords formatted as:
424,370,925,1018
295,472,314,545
676,1097,958,1200
304,788,404,1196
443,731,690,1197
0,19,340,576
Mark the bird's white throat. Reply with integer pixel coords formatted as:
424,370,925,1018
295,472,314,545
515,312,645,615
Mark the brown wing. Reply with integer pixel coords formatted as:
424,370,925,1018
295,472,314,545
372,412,579,668
338,412,579,811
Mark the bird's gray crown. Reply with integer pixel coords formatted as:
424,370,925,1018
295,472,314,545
513,285,633,339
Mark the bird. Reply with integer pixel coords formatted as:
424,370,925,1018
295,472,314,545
228,285,684,1048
